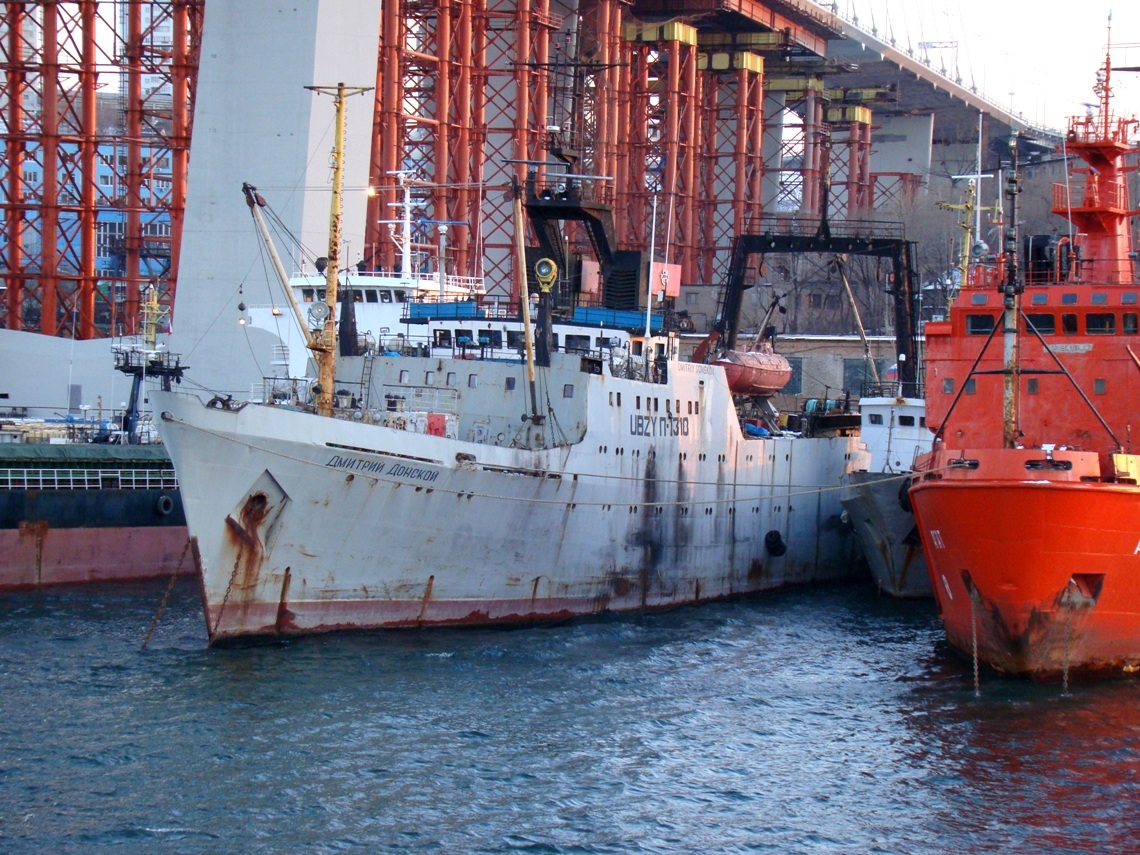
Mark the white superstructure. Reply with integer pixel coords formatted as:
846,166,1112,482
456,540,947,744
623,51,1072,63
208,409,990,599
840,394,933,598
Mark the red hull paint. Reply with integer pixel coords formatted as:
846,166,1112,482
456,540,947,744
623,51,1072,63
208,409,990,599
911,450,1140,680
0,524,191,591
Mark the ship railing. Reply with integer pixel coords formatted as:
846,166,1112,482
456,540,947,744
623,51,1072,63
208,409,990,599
258,376,314,406
0,467,179,490
379,384,460,416
859,381,925,399
742,214,906,241
1053,179,1128,211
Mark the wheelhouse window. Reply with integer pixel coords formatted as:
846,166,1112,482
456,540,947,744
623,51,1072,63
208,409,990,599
966,313,996,335
899,415,916,427
565,334,591,352
1024,314,1055,335
868,413,884,425
1062,313,1078,334
380,291,393,303
1086,313,1115,335
1124,313,1138,335
507,330,526,349
434,329,452,348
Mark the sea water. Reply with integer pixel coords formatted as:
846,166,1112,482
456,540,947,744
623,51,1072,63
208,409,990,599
1,579,1137,853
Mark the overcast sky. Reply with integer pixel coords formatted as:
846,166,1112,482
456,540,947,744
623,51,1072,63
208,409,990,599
840,1,1140,130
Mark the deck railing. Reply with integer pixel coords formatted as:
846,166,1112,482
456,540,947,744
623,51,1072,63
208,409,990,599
0,468,179,490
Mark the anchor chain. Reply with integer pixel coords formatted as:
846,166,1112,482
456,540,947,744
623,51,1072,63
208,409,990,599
141,537,192,650
1062,604,1072,695
970,594,980,696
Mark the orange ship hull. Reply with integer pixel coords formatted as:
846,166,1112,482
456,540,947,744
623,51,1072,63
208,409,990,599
910,448,1140,680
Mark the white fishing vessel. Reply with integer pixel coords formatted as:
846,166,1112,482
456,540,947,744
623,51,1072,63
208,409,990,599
840,386,932,598
153,85,868,643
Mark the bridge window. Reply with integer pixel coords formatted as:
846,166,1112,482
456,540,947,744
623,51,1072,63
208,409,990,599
1092,293,1108,305
899,415,916,427
380,290,393,303
365,290,378,303
1061,293,1078,305
1123,293,1138,304
507,331,525,349
565,334,590,352
966,313,996,335
434,329,452,347
394,290,407,302
1086,313,1115,335
1124,313,1138,334
302,288,315,302
1024,314,1055,335
1062,313,1078,334
479,329,502,347
868,413,884,425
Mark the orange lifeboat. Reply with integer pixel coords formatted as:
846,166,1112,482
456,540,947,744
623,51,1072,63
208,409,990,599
713,348,792,397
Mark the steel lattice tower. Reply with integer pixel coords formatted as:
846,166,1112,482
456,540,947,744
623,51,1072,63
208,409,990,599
0,0,201,339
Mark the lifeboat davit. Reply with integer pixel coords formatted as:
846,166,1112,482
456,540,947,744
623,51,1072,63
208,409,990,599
714,349,792,397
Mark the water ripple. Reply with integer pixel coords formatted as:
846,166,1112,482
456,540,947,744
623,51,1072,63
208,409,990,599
1,580,1138,852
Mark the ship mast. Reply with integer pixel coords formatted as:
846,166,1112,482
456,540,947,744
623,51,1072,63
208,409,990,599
306,82,372,417
1001,136,1023,449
